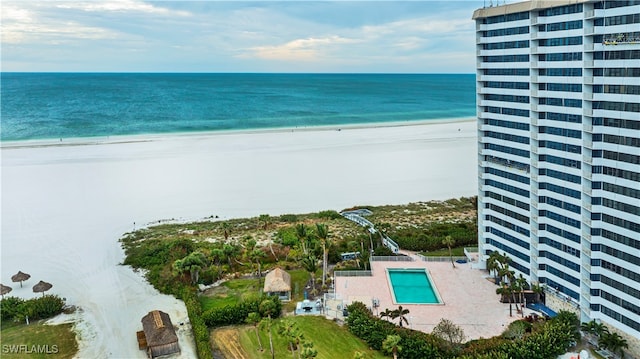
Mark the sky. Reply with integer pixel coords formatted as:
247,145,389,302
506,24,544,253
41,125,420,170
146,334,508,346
1,1,487,73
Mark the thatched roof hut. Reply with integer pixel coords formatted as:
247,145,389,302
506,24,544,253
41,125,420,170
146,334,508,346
32,280,52,296
1,284,12,298
11,271,30,288
263,267,291,301
139,310,180,358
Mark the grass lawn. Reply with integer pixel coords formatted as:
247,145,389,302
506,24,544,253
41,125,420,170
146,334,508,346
0,322,78,359
237,316,386,359
200,269,311,313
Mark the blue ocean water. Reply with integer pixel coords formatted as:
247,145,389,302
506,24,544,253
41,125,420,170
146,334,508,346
1,73,475,141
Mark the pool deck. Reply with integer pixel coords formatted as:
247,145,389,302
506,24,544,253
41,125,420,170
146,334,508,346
334,257,527,340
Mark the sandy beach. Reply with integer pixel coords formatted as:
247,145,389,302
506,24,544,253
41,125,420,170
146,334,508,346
1,119,477,358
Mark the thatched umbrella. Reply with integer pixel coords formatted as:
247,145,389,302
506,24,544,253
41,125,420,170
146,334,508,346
1,284,12,298
11,271,31,288
32,280,52,297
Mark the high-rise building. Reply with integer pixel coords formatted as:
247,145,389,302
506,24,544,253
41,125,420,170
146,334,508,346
473,0,639,353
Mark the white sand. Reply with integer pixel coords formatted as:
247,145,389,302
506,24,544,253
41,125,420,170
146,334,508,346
1,119,477,358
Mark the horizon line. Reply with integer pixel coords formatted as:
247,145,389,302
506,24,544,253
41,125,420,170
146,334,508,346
1,71,476,75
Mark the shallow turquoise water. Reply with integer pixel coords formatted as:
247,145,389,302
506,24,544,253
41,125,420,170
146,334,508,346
0,73,475,141
388,269,440,304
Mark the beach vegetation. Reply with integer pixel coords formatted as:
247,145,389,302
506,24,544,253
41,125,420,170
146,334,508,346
182,288,214,359
0,295,65,324
119,197,480,358
202,295,282,327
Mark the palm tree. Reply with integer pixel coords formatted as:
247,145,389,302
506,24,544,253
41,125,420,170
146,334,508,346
259,214,271,230
301,254,318,295
380,308,393,322
249,248,266,288
531,283,543,303
382,335,402,359
315,223,330,287
487,251,509,284
600,331,628,358
296,223,308,255
391,305,410,327
510,279,522,314
515,274,528,314
223,243,239,268
496,284,513,317
246,312,263,352
260,299,277,359
173,251,207,284
278,319,300,358
300,340,318,359
364,224,374,254
442,235,456,268
221,222,231,240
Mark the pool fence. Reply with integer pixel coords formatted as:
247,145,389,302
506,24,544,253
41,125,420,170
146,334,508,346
334,270,373,277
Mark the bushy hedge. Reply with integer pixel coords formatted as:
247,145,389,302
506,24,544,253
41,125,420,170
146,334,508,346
348,302,578,359
390,221,477,252
181,288,213,359
1,295,65,323
346,302,443,359
202,295,282,327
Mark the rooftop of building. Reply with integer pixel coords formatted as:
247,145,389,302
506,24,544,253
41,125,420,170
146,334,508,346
472,0,588,20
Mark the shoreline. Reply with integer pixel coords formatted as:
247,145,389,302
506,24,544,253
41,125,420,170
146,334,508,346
0,117,475,149
2,119,477,358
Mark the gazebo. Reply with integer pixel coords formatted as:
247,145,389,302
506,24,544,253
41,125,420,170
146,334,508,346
263,267,291,301
138,310,180,358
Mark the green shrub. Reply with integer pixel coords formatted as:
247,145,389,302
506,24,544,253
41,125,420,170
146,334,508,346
345,302,442,359
203,295,281,327
390,221,477,252
1,295,65,323
279,214,299,223
316,210,343,220
181,288,213,359
1,296,24,321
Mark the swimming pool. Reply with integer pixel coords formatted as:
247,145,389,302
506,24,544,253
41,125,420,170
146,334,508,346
387,268,442,304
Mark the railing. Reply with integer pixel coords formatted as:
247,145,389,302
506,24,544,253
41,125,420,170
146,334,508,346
341,210,400,254
334,270,372,277
370,256,413,262
416,255,467,262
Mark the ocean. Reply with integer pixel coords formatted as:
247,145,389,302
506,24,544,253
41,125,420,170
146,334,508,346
0,73,475,141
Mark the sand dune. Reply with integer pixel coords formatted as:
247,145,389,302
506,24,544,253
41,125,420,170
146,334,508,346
1,119,477,358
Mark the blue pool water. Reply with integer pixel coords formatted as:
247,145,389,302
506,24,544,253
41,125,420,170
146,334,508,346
387,269,441,304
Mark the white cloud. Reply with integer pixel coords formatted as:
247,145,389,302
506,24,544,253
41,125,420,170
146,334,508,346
1,3,122,44
248,35,358,61
54,1,191,17
1,1,479,72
